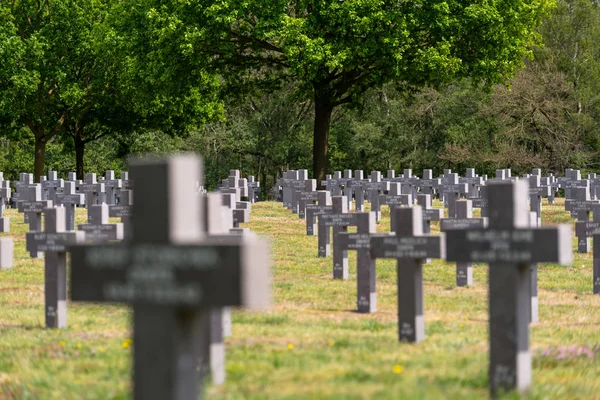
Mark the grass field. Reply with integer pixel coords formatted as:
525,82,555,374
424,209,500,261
0,199,599,399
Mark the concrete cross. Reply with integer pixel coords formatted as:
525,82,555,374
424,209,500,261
318,196,359,279
439,173,468,218
55,181,86,231
440,200,487,286
565,187,599,253
69,154,270,400
80,173,105,210
417,194,443,234
362,171,390,221
78,203,124,242
305,191,332,237
41,170,64,204
446,180,572,396
528,175,551,227
102,170,122,205
26,207,85,327
370,206,445,343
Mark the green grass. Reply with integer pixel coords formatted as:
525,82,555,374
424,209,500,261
1,199,599,399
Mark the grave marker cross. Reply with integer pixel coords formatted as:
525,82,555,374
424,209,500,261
69,155,270,400
445,180,572,396
26,207,85,328
370,206,445,342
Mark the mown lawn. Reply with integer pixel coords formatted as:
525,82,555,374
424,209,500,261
0,198,599,399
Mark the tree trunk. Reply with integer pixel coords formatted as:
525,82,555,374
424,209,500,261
74,134,85,180
34,128,46,183
313,95,333,189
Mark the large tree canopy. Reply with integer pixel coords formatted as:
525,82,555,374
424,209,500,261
128,0,554,183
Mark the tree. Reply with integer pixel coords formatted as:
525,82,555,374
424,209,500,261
126,0,554,184
0,0,222,180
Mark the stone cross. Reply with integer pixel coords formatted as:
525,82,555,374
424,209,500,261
348,170,367,211
418,169,440,197
0,182,11,232
247,176,260,203
296,179,317,218
341,170,354,209
460,168,484,199
69,154,270,400
445,180,572,396
18,185,53,257
318,196,359,279
78,203,124,242
380,183,412,232
103,170,122,205
335,211,382,313
417,194,443,234
471,184,489,217
565,187,599,253
362,171,389,221
283,170,309,212
109,189,133,237
528,211,540,323
26,207,85,327
0,238,14,269
440,200,487,286
370,206,445,342
120,171,132,190
304,191,332,236
439,173,468,218
81,173,105,210
528,175,550,227
41,170,64,204
55,181,85,231
575,203,600,293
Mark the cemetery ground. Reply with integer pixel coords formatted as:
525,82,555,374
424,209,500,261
0,200,599,399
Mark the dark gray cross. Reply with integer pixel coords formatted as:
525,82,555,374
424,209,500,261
318,196,359,279
13,173,36,214
348,170,367,211
41,170,64,204
110,189,133,237
588,173,600,200
528,175,551,227
304,191,332,237
380,183,411,232
342,170,354,209
0,182,11,232
471,185,489,217
247,176,260,203
542,174,558,204
440,200,487,287
319,172,341,197
495,169,509,180
527,211,540,323
362,171,389,221
26,207,85,328
335,212,381,312
78,203,124,242
562,170,589,217
66,172,82,192
575,203,600,293
103,170,122,205
221,193,251,228
417,194,443,234
417,169,440,197
120,171,132,190
55,181,85,231
446,180,572,396
565,187,599,253
18,185,53,257
296,179,317,218
81,173,105,210
392,169,418,203
460,168,484,199
221,171,242,201
69,155,270,400
282,170,309,212
439,173,468,218
0,238,14,269
370,206,445,342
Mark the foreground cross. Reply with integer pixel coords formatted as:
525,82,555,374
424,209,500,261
446,180,572,396
69,155,271,400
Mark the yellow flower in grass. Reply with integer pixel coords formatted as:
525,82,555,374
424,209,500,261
99,347,106,353
459,323,465,328
287,343,294,350
328,340,335,347
76,343,82,349
122,339,132,349
393,365,404,374
59,341,65,348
